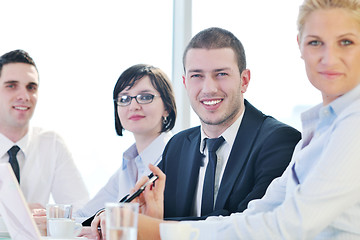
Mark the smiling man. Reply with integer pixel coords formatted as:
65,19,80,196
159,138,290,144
0,49,89,211
157,27,301,220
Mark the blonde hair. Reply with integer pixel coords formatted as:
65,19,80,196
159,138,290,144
297,0,360,40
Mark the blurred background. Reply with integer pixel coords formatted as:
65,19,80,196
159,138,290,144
0,0,320,197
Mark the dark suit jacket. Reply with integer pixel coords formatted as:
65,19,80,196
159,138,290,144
159,100,301,220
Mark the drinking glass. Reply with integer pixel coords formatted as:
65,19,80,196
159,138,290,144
105,202,139,240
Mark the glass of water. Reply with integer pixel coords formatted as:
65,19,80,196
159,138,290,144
105,202,139,240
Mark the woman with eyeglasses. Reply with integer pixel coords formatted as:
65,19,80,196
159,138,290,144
74,64,176,221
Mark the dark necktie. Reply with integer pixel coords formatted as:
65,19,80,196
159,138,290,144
201,136,225,216
8,145,21,183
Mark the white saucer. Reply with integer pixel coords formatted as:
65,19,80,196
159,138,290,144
0,217,8,233
42,237,87,240
0,231,10,238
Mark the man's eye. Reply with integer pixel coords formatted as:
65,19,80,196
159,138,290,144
191,74,201,78
218,72,228,77
6,84,15,88
27,84,38,91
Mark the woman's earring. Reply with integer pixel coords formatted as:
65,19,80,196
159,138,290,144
163,116,169,125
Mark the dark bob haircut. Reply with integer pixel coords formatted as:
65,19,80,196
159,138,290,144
113,64,177,136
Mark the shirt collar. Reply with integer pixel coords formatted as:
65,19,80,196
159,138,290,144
200,107,245,154
0,133,15,159
0,129,30,159
122,143,138,170
17,128,31,157
122,131,173,170
301,83,360,144
329,83,360,116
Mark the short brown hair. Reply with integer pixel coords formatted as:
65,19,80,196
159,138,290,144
183,27,246,74
0,49,38,77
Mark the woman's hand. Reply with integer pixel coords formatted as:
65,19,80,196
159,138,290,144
78,226,99,239
133,164,166,219
90,210,106,240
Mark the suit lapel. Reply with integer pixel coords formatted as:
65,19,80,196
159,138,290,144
214,100,266,210
176,129,203,216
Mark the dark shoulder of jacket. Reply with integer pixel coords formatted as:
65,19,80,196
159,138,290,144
158,125,200,170
260,114,301,142
245,99,301,137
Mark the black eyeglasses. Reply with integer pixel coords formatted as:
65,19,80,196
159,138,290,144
114,94,159,107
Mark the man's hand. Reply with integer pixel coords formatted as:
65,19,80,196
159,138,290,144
30,203,46,236
29,203,45,211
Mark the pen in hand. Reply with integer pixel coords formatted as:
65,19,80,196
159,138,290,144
122,175,159,203
83,174,158,227
96,174,158,232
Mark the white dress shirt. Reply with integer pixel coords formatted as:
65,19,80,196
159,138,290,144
183,84,360,239
0,127,89,211
75,131,173,218
193,111,244,216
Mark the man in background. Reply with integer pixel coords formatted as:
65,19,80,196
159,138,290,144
0,49,89,211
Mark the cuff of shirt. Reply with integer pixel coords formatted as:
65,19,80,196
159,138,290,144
180,220,218,240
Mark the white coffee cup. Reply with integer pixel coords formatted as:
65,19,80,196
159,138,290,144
160,223,199,240
47,218,82,238
46,204,81,238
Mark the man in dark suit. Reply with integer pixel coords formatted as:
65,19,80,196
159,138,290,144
159,27,301,220
89,27,301,239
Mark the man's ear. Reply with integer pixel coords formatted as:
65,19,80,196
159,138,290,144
182,75,186,89
240,69,250,93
